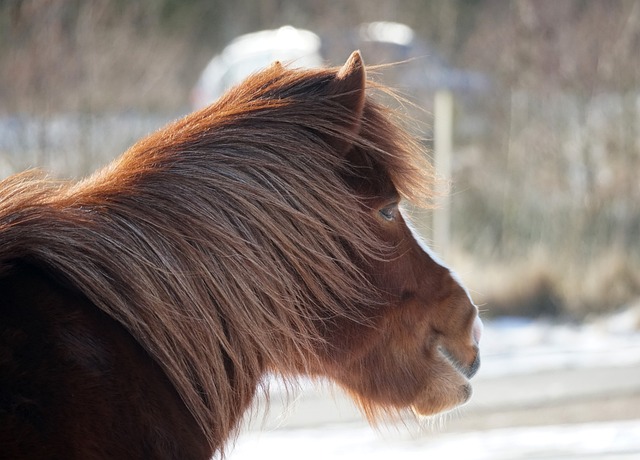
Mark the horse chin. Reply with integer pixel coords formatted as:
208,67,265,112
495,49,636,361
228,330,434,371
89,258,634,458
409,345,478,417
410,379,473,417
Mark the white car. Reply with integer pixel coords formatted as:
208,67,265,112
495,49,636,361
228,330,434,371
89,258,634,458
191,26,323,110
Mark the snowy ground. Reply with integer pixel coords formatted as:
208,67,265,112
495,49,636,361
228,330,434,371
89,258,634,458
227,306,640,459
478,309,640,377
229,419,640,460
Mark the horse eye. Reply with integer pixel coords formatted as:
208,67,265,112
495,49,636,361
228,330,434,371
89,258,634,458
379,204,398,221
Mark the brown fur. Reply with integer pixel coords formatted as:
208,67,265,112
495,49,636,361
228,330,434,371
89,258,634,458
0,52,480,458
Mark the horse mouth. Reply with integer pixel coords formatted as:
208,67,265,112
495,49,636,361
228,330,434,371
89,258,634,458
438,314,483,380
439,344,481,379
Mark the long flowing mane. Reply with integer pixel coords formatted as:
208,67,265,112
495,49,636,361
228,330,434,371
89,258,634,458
0,54,437,452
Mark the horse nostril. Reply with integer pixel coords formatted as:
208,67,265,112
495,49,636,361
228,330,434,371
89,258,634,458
472,316,483,345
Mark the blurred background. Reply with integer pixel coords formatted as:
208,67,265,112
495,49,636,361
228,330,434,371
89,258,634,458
1,1,639,458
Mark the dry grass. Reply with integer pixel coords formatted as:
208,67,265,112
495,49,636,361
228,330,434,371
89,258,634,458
451,246,640,319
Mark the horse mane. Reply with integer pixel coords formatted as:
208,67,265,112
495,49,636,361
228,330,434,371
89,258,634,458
0,56,434,453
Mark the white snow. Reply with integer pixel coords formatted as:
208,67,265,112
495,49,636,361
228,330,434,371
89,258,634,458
478,313,640,377
228,420,640,460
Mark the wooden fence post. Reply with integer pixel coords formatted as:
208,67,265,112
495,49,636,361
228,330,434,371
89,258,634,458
434,89,453,260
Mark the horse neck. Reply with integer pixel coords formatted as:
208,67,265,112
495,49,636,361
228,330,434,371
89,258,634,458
0,185,263,452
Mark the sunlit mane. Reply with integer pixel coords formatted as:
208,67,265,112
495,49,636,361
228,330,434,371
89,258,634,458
0,52,479,459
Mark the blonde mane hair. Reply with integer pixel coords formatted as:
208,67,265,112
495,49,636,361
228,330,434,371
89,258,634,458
0,52,434,453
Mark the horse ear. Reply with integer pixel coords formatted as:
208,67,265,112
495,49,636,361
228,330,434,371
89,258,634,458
326,50,366,154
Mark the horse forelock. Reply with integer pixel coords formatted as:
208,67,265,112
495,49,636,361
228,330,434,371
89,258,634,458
0,60,435,454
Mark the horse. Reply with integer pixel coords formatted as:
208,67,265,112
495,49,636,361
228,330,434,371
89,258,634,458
0,51,482,459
